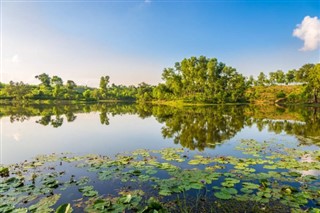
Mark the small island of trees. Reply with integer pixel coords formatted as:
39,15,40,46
0,56,319,104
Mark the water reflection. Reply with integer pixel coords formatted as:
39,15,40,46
0,103,319,149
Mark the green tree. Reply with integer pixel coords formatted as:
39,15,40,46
35,73,51,88
83,89,93,100
3,81,32,101
136,82,154,102
99,76,110,99
275,70,285,84
306,64,320,103
296,64,314,82
158,56,247,103
51,76,63,98
64,80,77,100
269,72,277,85
256,72,267,86
285,69,296,84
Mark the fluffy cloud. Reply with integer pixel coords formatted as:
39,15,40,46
293,16,320,51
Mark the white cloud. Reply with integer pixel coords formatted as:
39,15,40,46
293,16,320,51
11,54,20,63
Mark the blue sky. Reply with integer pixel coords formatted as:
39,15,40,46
1,0,319,86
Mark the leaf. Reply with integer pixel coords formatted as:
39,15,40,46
263,165,277,170
79,186,98,197
12,208,28,213
242,182,260,190
29,194,61,212
214,191,232,200
124,194,132,204
55,204,72,213
221,187,238,195
0,167,9,177
159,189,171,196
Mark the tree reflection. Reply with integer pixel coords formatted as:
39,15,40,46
0,103,319,148
148,105,246,151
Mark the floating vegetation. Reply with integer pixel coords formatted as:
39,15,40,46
0,140,319,212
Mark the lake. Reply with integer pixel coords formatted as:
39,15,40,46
0,103,319,212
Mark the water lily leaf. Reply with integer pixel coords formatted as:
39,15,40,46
0,204,15,212
93,199,112,210
188,159,201,165
0,183,10,193
12,208,28,213
240,188,253,194
159,189,171,196
79,186,98,197
55,203,72,213
5,177,24,188
221,187,238,195
124,194,132,204
263,165,277,170
0,167,9,177
29,194,61,213
214,191,232,200
190,182,203,189
242,182,260,189
288,172,302,177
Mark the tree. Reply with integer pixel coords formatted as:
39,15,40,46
51,76,63,98
99,76,110,99
275,70,285,84
66,80,76,90
306,64,320,103
4,81,32,101
285,69,296,84
35,73,51,88
158,56,247,103
296,64,314,82
269,72,277,85
65,80,77,100
136,82,154,102
83,89,92,100
51,76,63,87
256,72,267,86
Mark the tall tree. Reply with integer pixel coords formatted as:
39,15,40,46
158,56,246,103
65,80,77,100
51,76,63,98
99,76,110,99
35,73,51,88
306,64,320,103
256,72,267,86
285,69,296,84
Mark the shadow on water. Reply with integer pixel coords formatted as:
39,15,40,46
0,103,319,149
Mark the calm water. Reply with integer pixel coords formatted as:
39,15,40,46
1,103,319,164
1,103,320,212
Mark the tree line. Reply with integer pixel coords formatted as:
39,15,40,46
0,56,319,103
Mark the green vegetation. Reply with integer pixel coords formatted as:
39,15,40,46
0,56,318,104
0,140,319,212
153,56,247,103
